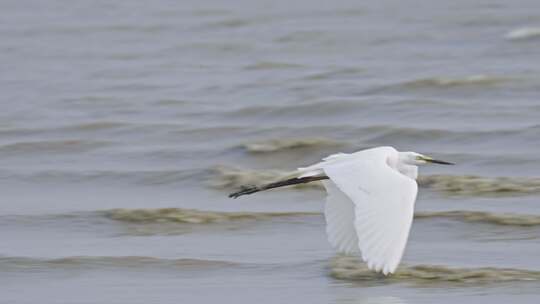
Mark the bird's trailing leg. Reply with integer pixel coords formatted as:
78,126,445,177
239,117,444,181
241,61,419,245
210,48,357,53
229,175,329,198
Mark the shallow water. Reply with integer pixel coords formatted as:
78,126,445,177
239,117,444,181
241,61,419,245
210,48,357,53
1,0,540,303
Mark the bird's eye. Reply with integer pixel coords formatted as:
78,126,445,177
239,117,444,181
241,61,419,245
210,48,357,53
415,156,423,160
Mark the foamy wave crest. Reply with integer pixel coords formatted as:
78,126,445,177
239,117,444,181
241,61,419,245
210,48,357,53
363,125,539,144
0,256,236,271
418,175,540,196
505,27,540,41
0,140,112,154
212,166,540,196
415,211,540,227
103,208,318,224
0,169,198,185
242,138,343,153
0,122,128,136
105,209,540,227
0,209,320,237
330,256,540,285
401,75,508,88
3,208,536,230
366,75,510,94
243,61,305,70
209,166,324,190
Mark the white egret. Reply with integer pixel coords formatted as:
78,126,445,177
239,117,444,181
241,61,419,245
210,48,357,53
229,146,454,275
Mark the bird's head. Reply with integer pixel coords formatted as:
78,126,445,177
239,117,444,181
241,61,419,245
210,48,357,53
399,152,454,166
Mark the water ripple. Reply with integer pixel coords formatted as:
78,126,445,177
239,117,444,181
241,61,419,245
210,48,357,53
330,256,540,285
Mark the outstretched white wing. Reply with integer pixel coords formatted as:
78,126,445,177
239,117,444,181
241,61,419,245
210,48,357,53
323,153,418,275
322,180,360,254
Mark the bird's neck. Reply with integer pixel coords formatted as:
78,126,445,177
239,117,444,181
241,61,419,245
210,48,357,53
396,163,418,180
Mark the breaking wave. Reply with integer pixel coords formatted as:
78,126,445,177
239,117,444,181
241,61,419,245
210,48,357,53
209,165,323,190
0,256,236,272
0,140,112,155
0,169,199,185
365,75,511,94
2,208,537,230
198,18,253,30
400,75,509,88
301,67,365,81
213,166,540,196
105,209,540,227
0,208,320,236
418,175,540,196
102,208,318,224
505,27,540,41
329,256,540,285
364,125,540,143
242,138,343,153
243,61,305,70
0,121,128,137
415,211,540,227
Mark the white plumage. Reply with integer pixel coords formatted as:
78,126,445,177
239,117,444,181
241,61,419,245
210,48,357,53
322,180,360,255
300,146,421,275
230,145,453,275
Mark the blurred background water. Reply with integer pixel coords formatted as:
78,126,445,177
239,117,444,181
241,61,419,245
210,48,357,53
1,0,540,303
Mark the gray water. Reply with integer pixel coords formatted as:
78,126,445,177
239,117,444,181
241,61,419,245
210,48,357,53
2,0,540,303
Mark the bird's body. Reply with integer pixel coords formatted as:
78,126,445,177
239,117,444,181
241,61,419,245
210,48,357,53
229,146,453,275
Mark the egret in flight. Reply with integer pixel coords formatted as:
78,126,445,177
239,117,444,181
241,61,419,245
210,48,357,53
229,146,453,275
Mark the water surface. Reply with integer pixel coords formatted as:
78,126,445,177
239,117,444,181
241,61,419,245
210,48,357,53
1,0,540,303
